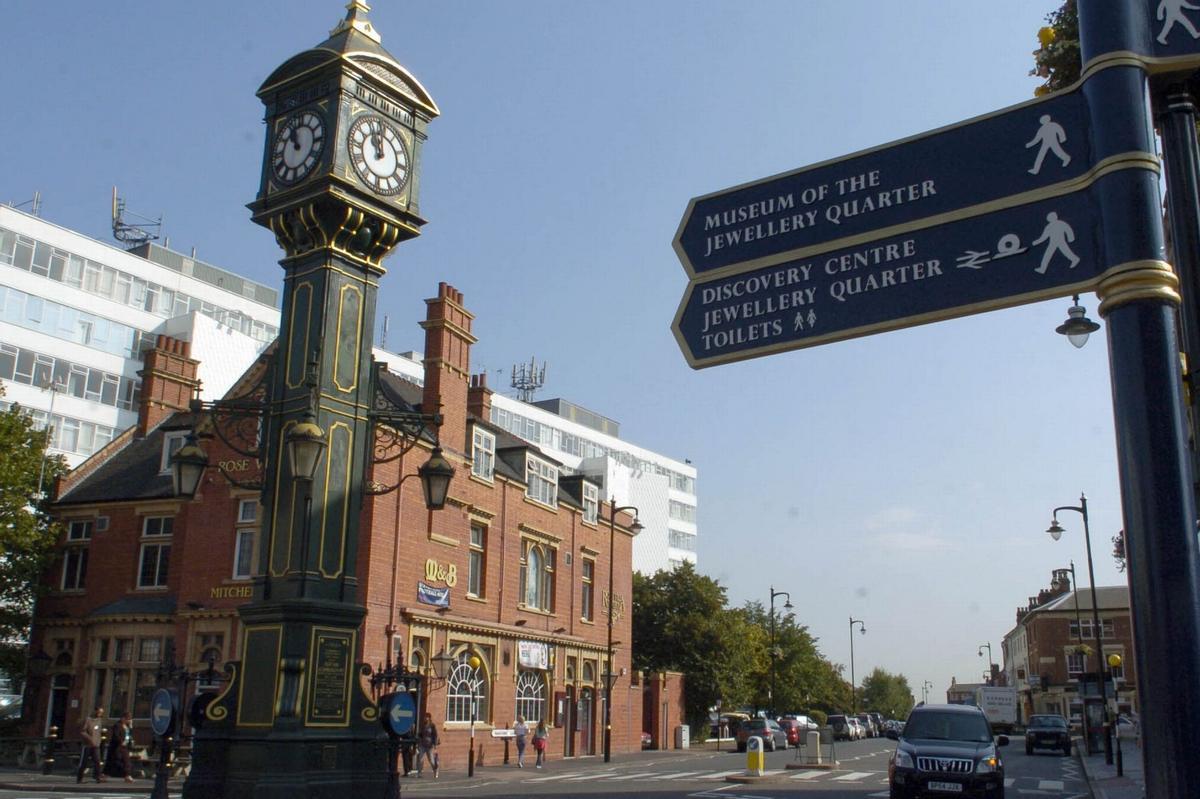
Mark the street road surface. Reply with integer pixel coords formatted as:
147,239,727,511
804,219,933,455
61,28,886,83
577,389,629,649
0,739,1086,799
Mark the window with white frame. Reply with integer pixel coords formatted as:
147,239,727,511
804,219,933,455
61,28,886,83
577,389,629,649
468,523,486,597
233,499,259,579
445,652,489,724
515,670,546,724
471,427,495,481
61,520,93,590
137,516,173,588
161,432,187,474
582,481,599,524
525,456,558,506
519,540,556,612
1069,618,1115,640
581,558,595,622
1067,651,1086,677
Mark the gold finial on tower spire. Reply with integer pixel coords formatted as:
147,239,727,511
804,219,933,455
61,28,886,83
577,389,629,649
330,0,382,44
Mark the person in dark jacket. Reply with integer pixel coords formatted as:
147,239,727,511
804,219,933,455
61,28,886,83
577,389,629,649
103,712,134,782
415,713,439,778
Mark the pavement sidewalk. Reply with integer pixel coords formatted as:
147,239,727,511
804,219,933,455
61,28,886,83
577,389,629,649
1078,738,1145,799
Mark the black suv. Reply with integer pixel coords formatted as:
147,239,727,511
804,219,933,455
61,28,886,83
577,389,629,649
887,704,1007,799
1024,714,1071,756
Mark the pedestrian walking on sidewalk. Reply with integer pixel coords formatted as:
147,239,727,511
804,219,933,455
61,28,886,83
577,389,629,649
104,712,134,782
533,719,549,769
76,707,106,784
513,716,528,768
416,713,439,778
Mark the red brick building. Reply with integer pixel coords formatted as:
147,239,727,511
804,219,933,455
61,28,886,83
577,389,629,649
1001,570,1138,727
26,282,646,769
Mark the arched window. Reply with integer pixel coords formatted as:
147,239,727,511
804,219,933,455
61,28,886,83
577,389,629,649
515,670,546,725
445,651,489,724
519,540,556,612
582,661,595,685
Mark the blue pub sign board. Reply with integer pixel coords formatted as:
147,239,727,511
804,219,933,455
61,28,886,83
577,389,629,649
672,0,1200,369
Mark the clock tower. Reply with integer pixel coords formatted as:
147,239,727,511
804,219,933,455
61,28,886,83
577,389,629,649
185,4,438,797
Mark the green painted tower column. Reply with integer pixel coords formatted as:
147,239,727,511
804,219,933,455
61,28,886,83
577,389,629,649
184,4,438,797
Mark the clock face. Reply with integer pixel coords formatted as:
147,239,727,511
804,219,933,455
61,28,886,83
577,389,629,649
347,116,409,196
272,110,325,185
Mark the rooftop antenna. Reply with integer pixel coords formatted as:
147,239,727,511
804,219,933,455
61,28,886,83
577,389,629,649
511,357,546,403
8,191,42,216
111,186,162,247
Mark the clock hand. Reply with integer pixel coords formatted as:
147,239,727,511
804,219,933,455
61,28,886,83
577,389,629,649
371,133,384,160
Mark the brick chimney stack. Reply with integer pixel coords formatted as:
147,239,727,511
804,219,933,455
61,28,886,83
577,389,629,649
468,372,493,423
137,335,200,436
421,283,476,453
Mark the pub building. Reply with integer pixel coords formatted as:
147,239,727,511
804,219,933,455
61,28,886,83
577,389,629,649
24,282,646,768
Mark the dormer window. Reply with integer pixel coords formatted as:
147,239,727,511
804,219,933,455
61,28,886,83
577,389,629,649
582,481,599,524
472,426,495,481
161,431,187,474
525,455,557,507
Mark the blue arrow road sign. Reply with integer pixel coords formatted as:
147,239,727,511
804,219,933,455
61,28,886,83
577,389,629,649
382,691,417,737
673,164,1161,368
673,64,1153,279
150,688,176,737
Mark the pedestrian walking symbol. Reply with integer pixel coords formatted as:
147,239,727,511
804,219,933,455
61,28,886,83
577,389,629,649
1026,115,1071,175
1157,0,1200,45
1032,212,1080,274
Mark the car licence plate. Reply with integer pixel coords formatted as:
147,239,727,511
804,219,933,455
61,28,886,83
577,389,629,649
928,781,963,793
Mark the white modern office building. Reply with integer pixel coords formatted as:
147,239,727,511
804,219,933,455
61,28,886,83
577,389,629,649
1,204,697,573
0,205,281,467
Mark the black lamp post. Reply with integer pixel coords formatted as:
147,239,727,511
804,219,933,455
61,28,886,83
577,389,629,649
1047,492,1113,764
602,499,642,763
769,588,793,717
849,617,865,713
978,643,995,685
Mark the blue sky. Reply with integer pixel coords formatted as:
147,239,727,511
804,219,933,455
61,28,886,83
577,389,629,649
2,1,1130,704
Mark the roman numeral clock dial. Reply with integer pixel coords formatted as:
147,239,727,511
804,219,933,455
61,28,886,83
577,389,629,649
271,110,325,185
348,115,409,196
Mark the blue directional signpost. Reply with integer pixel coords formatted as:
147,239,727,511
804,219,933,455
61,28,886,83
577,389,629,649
671,4,1200,797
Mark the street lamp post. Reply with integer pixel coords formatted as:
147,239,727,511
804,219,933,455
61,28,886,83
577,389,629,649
602,499,642,763
769,588,793,718
922,680,933,705
978,643,995,685
849,618,865,713
1046,493,1113,764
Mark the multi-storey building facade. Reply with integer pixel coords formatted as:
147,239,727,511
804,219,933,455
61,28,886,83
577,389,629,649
26,283,645,767
0,205,280,466
1001,570,1138,726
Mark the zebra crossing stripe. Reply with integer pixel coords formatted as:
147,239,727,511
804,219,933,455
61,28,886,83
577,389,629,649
699,770,746,779
1004,777,1015,787
563,770,620,781
832,771,875,781
1038,779,1065,790
789,770,827,780
605,771,661,781
525,771,585,782
652,771,712,780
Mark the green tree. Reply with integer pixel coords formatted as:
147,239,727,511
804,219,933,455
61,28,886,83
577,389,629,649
632,564,753,734
860,667,916,721
1031,1,1080,95
0,383,66,688
739,601,848,716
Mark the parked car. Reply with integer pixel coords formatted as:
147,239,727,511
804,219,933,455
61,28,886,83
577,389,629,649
641,730,653,749
710,712,750,739
778,718,805,747
856,713,878,738
847,717,865,740
828,714,855,741
888,704,1008,799
1025,713,1071,756
869,712,886,735
735,717,788,752
1115,714,1138,740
